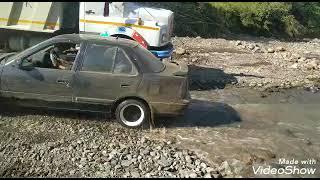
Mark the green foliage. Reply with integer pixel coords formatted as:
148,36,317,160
140,2,320,39
211,2,320,38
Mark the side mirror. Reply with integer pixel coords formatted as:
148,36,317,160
19,59,34,71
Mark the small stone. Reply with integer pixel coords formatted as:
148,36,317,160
212,173,222,178
70,170,75,175
131,171,140,178
253,47,261,52
200,162,207,169
290,63,298,69
142,149,150,155
276,46,285,52
159,157,172,167
298,57,306,62
195,159,201,166
219,161,233,176
204,173,212,178
267,48,275,53
189,172,197,178
140,137,146,144
121,160,132,167
206,167,215,173
150,151,156,156
235,41,242,46
185,156,192,163
248,44,255,50
102,150,107,156
176,48,187,55
126,154,132,160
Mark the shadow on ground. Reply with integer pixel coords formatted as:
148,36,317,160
155,99,242,128
188,65,264,90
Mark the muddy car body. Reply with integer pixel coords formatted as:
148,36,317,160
0,34,190,128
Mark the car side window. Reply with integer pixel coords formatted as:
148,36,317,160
81,44,117,73
113,48,136,75
21,42,80,70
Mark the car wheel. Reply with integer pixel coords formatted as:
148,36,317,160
115,99,150,129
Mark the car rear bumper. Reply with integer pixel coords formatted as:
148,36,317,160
151,99,190,116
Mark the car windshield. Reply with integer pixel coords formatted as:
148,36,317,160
133,45,165,73
5,38,52,64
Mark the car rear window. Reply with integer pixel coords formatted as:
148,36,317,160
133,45,165,73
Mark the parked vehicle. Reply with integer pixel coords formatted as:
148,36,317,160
0,34,189,128
0,2,174,59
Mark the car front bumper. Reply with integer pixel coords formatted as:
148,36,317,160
150,49,174,59
149,42,174,59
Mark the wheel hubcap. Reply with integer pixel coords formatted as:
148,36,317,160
120,104,144,127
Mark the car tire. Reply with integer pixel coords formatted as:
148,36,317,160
115,99,150,129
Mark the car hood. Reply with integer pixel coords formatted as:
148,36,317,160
160,60,188,77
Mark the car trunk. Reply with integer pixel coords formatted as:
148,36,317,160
157,61,189,99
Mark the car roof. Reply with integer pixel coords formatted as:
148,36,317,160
52,34,140,48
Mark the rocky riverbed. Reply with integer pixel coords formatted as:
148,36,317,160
0,106,227,178
1,36,320,178
172,36,320,93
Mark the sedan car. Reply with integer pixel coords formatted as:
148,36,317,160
0,34,190,128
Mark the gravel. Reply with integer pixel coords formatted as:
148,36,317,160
0,106,228,178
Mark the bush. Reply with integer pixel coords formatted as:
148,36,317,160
139,2,320,39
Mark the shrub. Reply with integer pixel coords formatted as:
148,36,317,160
139,2,320,39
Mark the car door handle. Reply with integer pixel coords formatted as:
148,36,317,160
57,79,68,84
120,84,130,88
57,79,70,87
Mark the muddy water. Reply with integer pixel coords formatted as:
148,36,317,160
149,88,320,177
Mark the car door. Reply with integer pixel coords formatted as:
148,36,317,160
0,41,82,109
73,43,142,112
